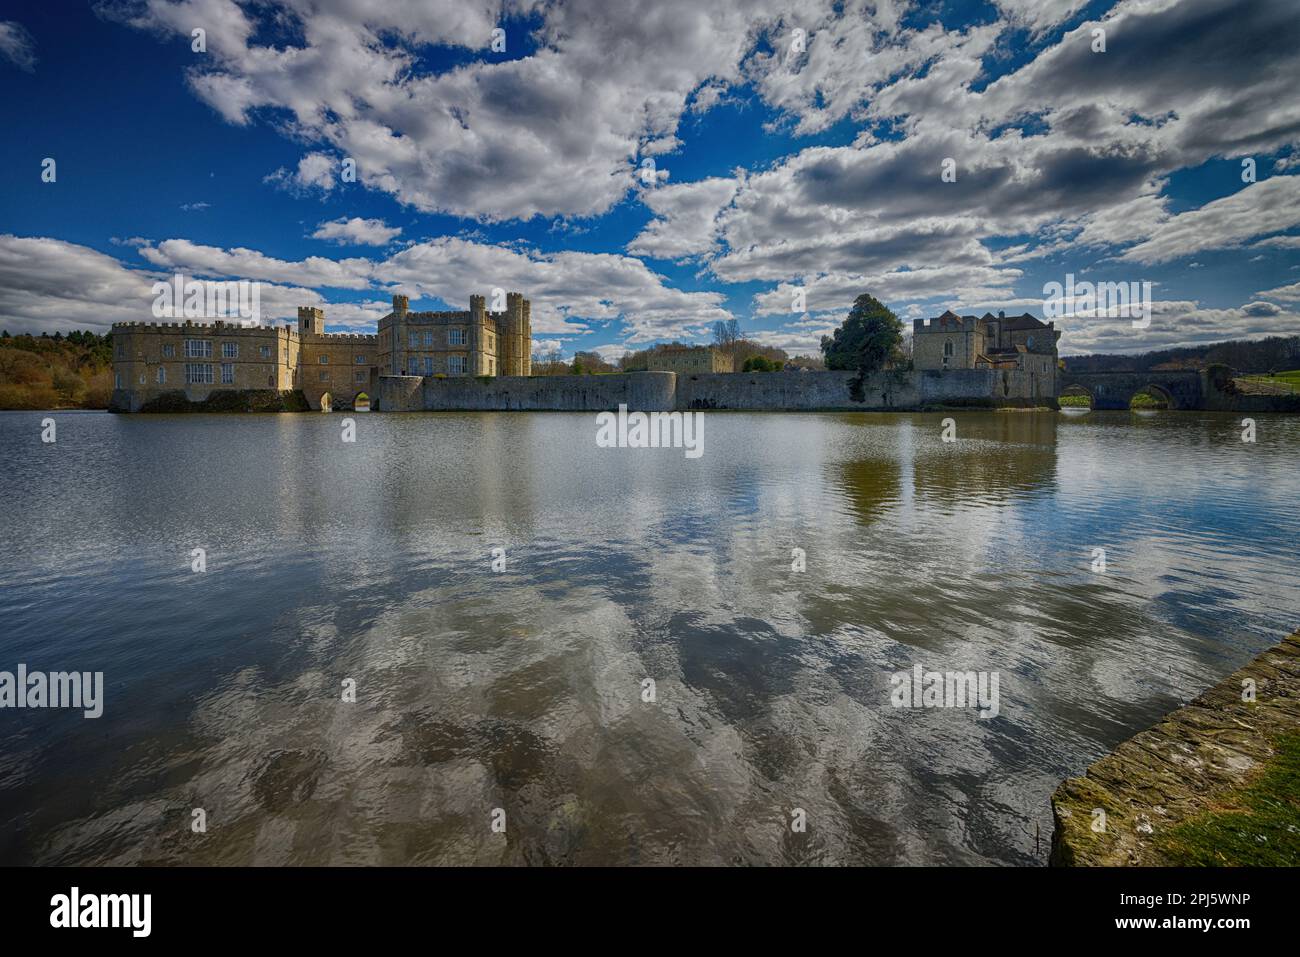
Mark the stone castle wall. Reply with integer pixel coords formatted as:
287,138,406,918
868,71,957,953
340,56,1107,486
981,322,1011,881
110,292,526,412
913,316,982,371
297,333,377,410
109,320,380,412
406,371,677,411
109,321,302,411
376,367,1054,413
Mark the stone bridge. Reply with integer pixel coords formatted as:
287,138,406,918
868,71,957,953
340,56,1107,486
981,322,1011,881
1057,370,1206,410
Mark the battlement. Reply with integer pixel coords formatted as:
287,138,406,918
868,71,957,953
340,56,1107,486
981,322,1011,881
914,313,976,333
301,332,379,342
111,320,292,333
401,310,473,323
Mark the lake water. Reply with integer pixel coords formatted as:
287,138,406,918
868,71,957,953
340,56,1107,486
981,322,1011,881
1,408,1297,865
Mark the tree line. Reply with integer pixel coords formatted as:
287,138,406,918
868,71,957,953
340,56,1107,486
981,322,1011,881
529,323,829,376
1063,335,1300,374
0,330,115,410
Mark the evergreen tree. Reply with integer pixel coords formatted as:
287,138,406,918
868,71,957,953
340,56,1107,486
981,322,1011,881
820,294,904,373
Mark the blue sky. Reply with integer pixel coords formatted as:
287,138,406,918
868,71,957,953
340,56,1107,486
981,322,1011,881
1,0,1298,359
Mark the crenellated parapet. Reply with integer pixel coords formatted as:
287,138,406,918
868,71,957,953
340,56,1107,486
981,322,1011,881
400,310,474,323
913,313,977,333
112,320,297,333
299,332,379,342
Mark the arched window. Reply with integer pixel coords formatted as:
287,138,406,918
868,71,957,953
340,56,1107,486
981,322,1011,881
943,340,954,357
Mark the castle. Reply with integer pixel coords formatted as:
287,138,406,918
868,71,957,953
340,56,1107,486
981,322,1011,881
644,344,734,374
379,292,531,379
913,309,1060,394
110,292,532,412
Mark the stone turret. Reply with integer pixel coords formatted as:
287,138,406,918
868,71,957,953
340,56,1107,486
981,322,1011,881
470,294,486,374
467,303,481,373
504,291,525,377
392,294,408,316
298,306,324,336
520,297,532,376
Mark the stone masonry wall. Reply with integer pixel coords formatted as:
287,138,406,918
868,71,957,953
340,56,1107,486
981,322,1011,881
376,367,1051,413
417,371,676,411
676,370,917,409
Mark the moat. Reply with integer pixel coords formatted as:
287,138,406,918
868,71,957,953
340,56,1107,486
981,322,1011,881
1,409,1298,865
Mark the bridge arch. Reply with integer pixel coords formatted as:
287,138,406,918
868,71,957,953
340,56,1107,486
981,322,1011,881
1057,370,1205,411
1129,383,1177,410
1058,383,1094,409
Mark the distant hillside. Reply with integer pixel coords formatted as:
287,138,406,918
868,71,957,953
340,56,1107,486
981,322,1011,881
1064,335,1300,374
0,330,115,410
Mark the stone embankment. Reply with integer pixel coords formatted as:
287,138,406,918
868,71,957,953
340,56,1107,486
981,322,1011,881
1050,630,1300,865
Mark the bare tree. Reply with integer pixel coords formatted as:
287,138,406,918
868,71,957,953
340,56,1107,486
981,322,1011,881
530,347,571,376
713,318,741,359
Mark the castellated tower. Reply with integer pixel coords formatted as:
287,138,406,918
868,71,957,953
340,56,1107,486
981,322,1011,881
504,292,526,377
298,306,324,336
521,297,531,376
392,294,409,316
469,294,486,375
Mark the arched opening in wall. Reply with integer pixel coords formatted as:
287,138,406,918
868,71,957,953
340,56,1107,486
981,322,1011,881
1129,384,1173,411
319,391,333,413
1059,384,1093,411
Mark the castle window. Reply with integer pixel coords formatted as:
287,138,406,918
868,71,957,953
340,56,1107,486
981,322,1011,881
184,339,211,358
221,363,234,384
449,328,467,346
1026,335,1036,350
354,354,366,364
260,345,271,359
489,358,494,375
449,355,467,374
114,372,122,388
156,367,166,385
423,331,434,347
423,357,433,375
185,363,214,384
319,355,329,364
943,340,954,357
319,371,329,382
283,347,289,361
116,343,124,358
355,371,366,383
408,331,419,348
222,342,238,359
162,344,175,358
408,357,418,375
